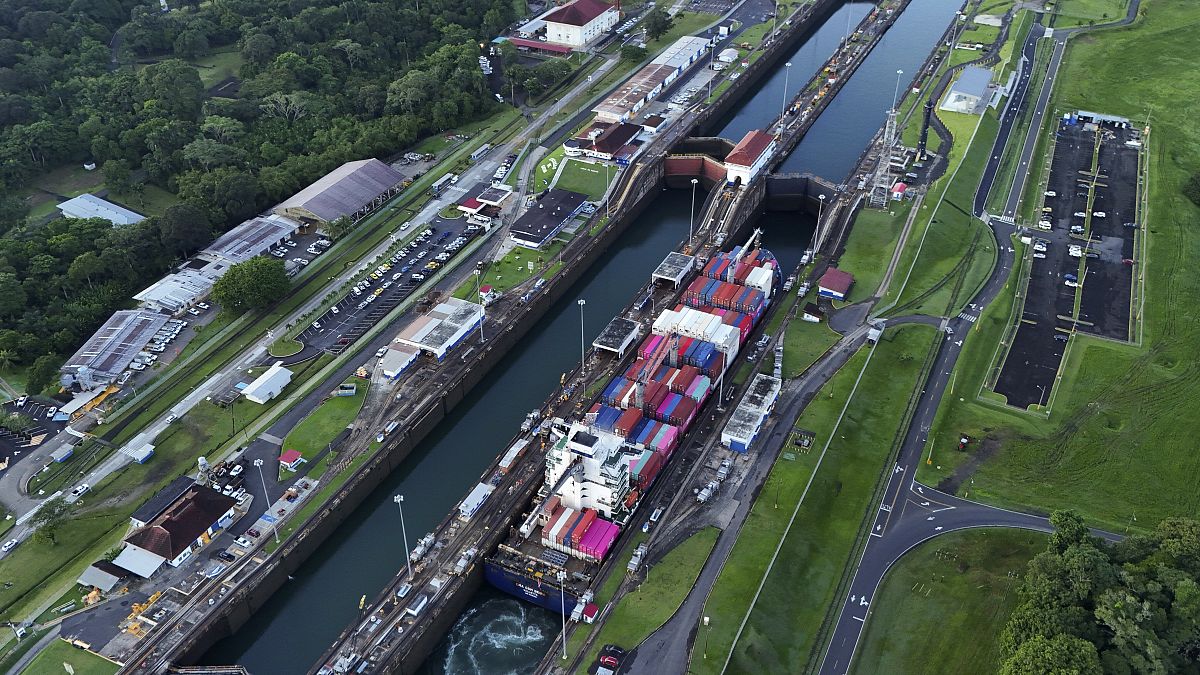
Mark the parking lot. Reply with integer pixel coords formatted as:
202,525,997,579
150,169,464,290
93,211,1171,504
0,397,66,470
297,200,491,355
993,114,1143,409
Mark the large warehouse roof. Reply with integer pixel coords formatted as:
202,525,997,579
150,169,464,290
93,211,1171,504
202,214,298,264
58,194,145,226
275,159,405,224
593,64,676,122
394,298,483,360
134,264,226,313
510,189,588,249
63,310,169,383
650,35,709,70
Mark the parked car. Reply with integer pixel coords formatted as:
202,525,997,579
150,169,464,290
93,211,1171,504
70,483,90,497
235,537,253,548
218,549,237,562
1,539,18,553
1054,334,1069,342
187,308,201,316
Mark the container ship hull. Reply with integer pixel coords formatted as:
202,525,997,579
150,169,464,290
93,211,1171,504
485,241,779,613
484,560,582,615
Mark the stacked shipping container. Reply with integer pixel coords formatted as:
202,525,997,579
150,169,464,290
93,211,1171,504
540,505,621,561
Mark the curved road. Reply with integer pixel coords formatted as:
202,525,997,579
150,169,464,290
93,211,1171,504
818,2,1142,672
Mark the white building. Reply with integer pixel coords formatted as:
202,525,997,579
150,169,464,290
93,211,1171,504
543,0,618,47
57,194,145,226
545,423,632,519
725,129,777,184
940,66,992,114
242,362,293,404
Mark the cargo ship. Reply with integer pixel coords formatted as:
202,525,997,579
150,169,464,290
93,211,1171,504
484,236,778,615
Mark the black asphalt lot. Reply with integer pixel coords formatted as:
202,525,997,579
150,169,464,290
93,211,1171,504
0,399,67,470
294,208,481,357
994,119,1141,408
1076,123,1139,340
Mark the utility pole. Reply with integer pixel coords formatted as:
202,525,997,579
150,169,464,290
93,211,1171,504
393,494,412,580
577,299,587,374
689,178,699,243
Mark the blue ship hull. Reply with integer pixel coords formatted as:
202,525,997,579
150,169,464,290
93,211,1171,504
484,561,581,616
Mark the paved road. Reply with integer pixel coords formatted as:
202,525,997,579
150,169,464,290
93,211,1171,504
818,3,1143,672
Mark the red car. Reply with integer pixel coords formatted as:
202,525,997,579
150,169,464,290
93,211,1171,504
599,655,620,668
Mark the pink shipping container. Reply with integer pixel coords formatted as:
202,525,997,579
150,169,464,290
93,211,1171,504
639,334,663,359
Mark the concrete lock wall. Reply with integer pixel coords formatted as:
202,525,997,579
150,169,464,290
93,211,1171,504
162,0,872,663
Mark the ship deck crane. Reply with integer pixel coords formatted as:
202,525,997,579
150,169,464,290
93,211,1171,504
725,228,763,283
630,331,679,408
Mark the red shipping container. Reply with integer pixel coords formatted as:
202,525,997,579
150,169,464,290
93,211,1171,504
572,509,597,545
644,381,668,411
624,489,640,509
637,451,664,489
675,397,697,429
542,495,561,518
615,407,643,436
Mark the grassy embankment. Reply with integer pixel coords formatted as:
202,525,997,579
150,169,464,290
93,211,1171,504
692,324,938,674
1047,0,1130,28
573,527,720,673
836,200,913,304
851,529,1045,674
18,638,119,675
916,0,1200,536
280,379,368,463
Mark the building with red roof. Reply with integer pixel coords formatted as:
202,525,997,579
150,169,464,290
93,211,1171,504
818,267,855,301
544,0,618,47
458,197,484,214
725,130,777,184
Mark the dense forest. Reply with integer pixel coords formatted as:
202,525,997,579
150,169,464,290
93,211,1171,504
1000,512,1200,674
0,0,519,388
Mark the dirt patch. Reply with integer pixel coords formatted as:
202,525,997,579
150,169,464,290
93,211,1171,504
208,76,241,98
937,435,1003,493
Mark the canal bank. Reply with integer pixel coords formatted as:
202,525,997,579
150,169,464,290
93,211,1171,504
199,0,969,671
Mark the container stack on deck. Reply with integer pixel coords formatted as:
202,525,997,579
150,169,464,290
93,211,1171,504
539,505,620,562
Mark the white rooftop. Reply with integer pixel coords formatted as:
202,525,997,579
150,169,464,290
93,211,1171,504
57,194,145,226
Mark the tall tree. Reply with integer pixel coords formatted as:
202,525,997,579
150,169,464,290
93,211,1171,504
158,204,212,257
211,257,290,312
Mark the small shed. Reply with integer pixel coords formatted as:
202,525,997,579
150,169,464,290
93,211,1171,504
891,182,908,200
458,482,495,521
818,268,854,301
243,363,293,404
718,48,739,63
801,303,824,323
279,448,305,471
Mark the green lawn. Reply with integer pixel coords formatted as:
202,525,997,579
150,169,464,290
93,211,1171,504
1048,0,1130,27
838,201,912,303
694,324,938,674
19,639,118,675
781,317,840,378
916,0,1200,535
887,111,999,318
268,338,303,358
554,159,612,200
280,379,367,461
190,48,245,89
646,13,719,52
106,184,181,218
575,527,720,672
852,529,1045,674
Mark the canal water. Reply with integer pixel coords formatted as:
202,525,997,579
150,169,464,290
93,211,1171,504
204,0,964,671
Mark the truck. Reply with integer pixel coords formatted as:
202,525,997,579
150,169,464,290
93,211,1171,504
470,144,492,162
430,173,456,195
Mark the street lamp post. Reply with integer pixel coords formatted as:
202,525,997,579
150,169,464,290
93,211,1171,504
779,62,793,134
577,299,586,373
816,193,827,246
689,178,699,243
605,162,611,221
393,494,412,580
558,570,568,660
252,458,279,544
474,269,486,343
892,69,904,112
703,616,711,658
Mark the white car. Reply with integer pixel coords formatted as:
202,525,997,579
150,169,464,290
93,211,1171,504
331,306,339,314
230,464,244,478
1044,190,1057,197
130,362,147,371
235,536,253,548
188,308,201,316
1092,211,1106,218
1,539,17,553
165,414,178,424
45,407,56,418
70,484,90,497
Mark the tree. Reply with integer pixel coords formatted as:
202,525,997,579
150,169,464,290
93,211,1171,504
182,138,243,170
174,29,210,60
26,353,59,394
0,272,27,317
211,257,290,312
324,215,354,240
200,116,245,144
0,349,14,371
241,33,277,66
1001,634,1102,675
102,158,133,194
30,496,70,546
137,60,205,120
621,45,648,62
643,8,675,42
158,204,212,257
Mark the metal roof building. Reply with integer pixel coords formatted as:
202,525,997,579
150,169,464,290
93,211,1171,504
650,35,709,72
57,194,145,226
593,317,641,358
243,363,293,404
394,298,484,361
61,310,169,389
274,158,406,225
940,66,992,114
133,263,226,313
721,374,782,453
652,252,695,288
510,189,589,249
593,64,678,123
201,214,298,265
